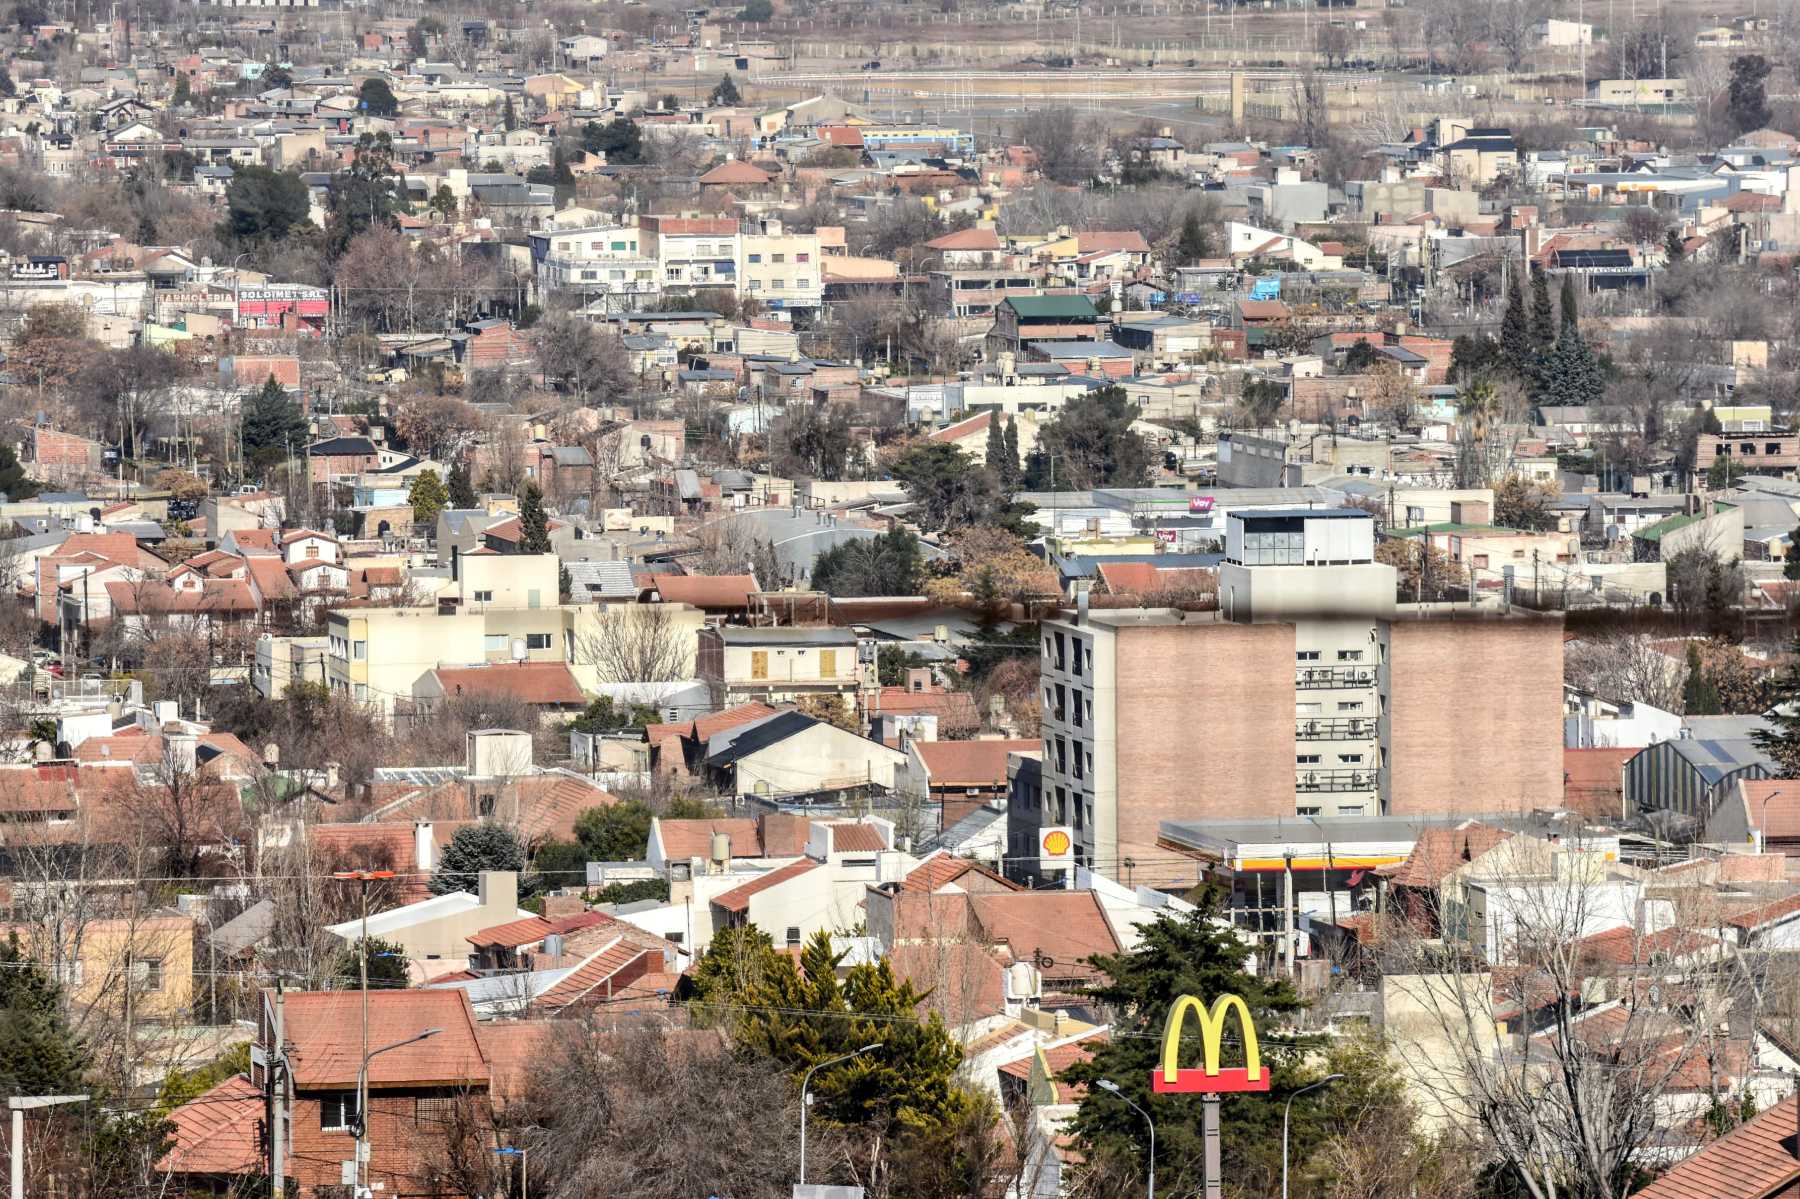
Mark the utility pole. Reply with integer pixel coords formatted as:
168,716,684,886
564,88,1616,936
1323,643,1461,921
270,979,286,1199
334,869,395,1196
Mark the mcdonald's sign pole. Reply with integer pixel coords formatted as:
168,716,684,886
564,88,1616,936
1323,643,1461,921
1152,995,1270,1199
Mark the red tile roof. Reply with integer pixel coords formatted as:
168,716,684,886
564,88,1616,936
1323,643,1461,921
657,812,810,861
1382,822,1514,888
1076,230,1150,255
868,687,980,729
469,909,610,949
710,858,820,913
534,939,661,1010
973,891,1118,971
901,854,1022,894
1096,561,1217,597
1740,779,1800,840
159,1074,262,1176
926,227,1003,252
698,158,773,185
644,701,778,747
475,1019,558,1104
278,989,489,1089
823,821,888,852
1563,747,1632,819
1632,1095,1799,1199
431,661,586,706
914,739,1041,788
1577,924,1716,967
1725,892,1800,932
644,573,757,609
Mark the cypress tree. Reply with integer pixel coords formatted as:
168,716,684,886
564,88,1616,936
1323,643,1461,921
1682,644,1721,715
1500,267,1530,377
448,460,478,508
1559,272,1580,333
1530,268,1554,356
517,482,552,554
1002,416,1020,488
985,411,1005,472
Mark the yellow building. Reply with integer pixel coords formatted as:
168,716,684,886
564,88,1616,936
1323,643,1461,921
6,913,197,1022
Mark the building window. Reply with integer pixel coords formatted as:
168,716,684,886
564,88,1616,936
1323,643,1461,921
352,640,366,660
1297,754,1321,765
1336,650,1361,661
748,253,762,263
526,633,552,650
130,957,163,991
1338,701,1363,712
772,279,785,290
1340,753,1364,764
473,590,494,602
305,543,319,559
1297,806,1322,817
320,1092,358,1133
772,253,785,263
797,252,810,262
1297,650,1320,661
785,926,802,946
415,1096,455,1126
353,684,368,701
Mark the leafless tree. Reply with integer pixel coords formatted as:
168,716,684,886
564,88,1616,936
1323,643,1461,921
576,602,693,689
526,1022,826,1199
1564,632,1688,714
1381,837,1748,1199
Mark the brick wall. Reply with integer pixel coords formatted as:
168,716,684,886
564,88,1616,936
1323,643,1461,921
287,1088,490,1196
1387,616,1563,816
1113,622,1296,875
28,427,102,484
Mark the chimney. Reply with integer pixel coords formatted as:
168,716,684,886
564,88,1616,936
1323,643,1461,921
163,725,198,775
542,893,584,919
414,821,435,871
477,870,519,911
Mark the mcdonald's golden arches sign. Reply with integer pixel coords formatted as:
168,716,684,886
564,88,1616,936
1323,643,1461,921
1151,994,1270,1094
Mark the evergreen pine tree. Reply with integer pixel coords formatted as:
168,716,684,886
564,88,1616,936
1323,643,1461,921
517,482,552,554
1787,529,1800,582
984,411,1005,473
1500,267,1530,376
502,92,516,131
1559,272,1580,333
1665,227,1687,262
1682,643,1721,715
431,823,527,895
1002,416,1021,488
1529,267,1554,356
1176,210,1210,263
0,934,88,1097
447,460,478,508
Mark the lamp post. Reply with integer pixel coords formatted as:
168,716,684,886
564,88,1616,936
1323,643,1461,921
1757,788,1783,853
355,1029,441,1194
799,1044,880,1185
1096,1080,1154,1199
337,865,403,1198
1282,1074,1343,1199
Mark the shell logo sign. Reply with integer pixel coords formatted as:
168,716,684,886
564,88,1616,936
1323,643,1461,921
1038,826,1074,871
1152,994,1271,1094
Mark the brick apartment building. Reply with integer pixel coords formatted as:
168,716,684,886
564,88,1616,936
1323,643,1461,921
1020,507,1562,884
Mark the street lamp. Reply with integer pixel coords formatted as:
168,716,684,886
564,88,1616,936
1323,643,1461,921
356,1029,441,1193
1757,788,1783,853
1096,1080,1155,1199
335,868,397,1197
1282,1074,1343,1199
799,1044,881,1185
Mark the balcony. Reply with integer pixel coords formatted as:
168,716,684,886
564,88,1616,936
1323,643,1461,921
1295,718,1374,741
1295,666,1377,690
1296,770,1376,793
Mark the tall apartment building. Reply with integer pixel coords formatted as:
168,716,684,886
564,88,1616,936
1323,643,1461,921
737,217,822,313
639,214,741,291
1022,508,1561,882
528,223,660,312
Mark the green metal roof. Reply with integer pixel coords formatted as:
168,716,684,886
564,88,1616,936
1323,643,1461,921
1633,502,1735,543
1004,295,1099,319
